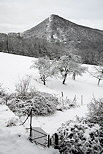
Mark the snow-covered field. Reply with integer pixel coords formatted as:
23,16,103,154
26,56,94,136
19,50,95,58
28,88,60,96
0,52,103,103
0,52,103,154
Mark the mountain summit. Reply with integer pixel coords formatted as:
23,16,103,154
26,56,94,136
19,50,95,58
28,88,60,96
0,14,103,64
22,14,75,41
23,14,103,42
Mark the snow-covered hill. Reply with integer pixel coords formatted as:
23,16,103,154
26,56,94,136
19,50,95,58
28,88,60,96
0,52,103,153
0,52,103,103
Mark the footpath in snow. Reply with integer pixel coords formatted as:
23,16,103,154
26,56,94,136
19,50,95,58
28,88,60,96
20,105,88,135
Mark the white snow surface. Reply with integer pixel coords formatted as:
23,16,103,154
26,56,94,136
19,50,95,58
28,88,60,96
0,105,59,154
0,52,103,102
20,105,88,135
0,52,103,153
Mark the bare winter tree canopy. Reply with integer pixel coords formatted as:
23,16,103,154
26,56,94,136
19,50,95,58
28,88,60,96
31,56,57,85
57,54,87,84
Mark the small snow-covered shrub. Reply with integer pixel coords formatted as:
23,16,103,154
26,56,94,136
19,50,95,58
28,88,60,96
0,97,5,104
0,84,8,99
8,91,58,116
7,98,26,116
6,117,19,127
15,76,31,97
57,95,77,111
56,118,103,154
88,98,103,127
0,84,9,104
0,83,5,97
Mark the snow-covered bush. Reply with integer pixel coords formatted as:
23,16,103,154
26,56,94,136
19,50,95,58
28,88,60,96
57,95,77,111
29,92,58,116
8,91,58,116
7,98,26,116
88,98,103,127
0,83,9,104
6,117,19,127
0,83,5,97
56,118,103,154
0,83,8,98
0,97,6,104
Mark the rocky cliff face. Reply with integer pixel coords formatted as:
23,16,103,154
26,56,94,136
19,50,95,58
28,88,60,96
0,14,103,64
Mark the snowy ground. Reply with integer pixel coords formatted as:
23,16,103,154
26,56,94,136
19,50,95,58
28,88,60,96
20,105,88,135
0,52,103,104
0,52,103,153
0,105,59,154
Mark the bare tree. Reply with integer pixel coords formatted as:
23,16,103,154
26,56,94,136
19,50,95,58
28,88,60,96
70,63,87,80
58,54,83,84
31,56,57,85
88,65,103,85
15,76,31,96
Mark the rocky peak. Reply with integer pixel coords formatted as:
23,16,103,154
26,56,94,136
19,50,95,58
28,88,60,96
46,14,69,43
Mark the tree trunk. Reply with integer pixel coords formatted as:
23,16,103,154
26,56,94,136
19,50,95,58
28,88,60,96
43,79,46,85
62,73,67,84
97,78,101,85
72,72,76,80
41,76,46,85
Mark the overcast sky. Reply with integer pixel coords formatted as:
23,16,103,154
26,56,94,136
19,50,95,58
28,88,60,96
0,0,103,33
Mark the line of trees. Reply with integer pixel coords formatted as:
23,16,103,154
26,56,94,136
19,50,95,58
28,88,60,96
31,53,87,85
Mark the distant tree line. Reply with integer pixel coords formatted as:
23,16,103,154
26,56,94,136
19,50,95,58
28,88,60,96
1,32,103,65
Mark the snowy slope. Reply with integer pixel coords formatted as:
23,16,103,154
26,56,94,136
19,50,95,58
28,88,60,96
0,52,103,153
0,52,103,103
0,52,34,92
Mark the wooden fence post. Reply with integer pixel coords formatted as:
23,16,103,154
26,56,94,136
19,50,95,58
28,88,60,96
61,92,63,97
81,95,83,106
61,92,64,107
29,108,32,142
54,133,59,149
47,135,51,148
